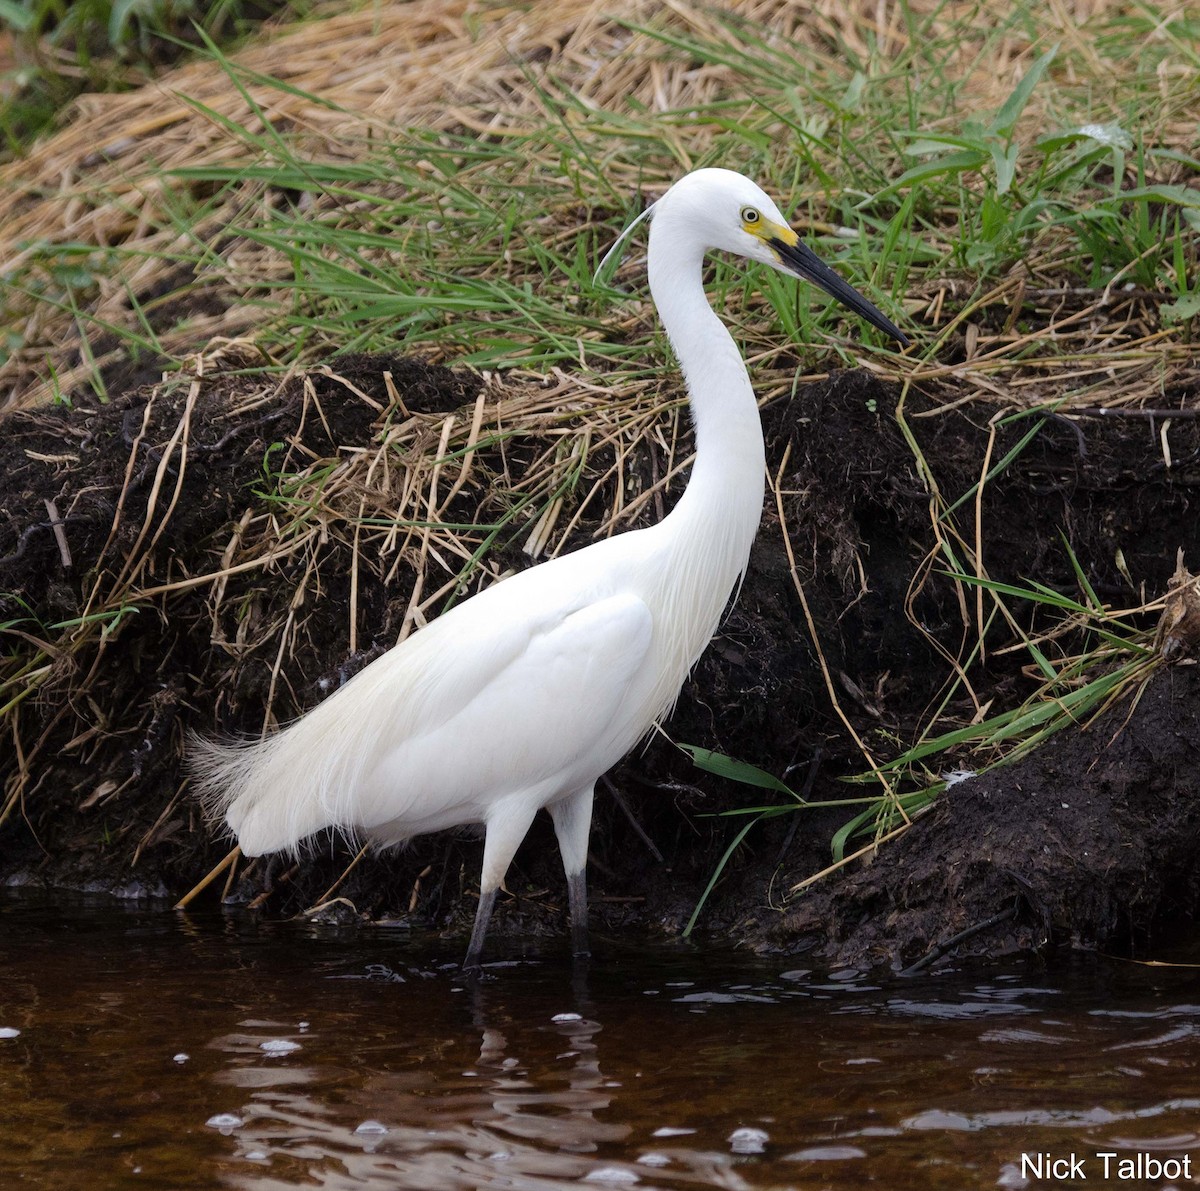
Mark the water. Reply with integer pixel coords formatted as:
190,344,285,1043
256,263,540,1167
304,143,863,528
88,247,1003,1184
1,892,1197,1189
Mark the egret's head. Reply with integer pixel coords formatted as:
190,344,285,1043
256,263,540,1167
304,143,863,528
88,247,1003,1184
654,168,793,267
631,167,909,347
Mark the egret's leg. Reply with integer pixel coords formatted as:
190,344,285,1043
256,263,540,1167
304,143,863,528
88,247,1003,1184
550,785,595,958
463,797,540,972
566,870,589,959
464,888,497,973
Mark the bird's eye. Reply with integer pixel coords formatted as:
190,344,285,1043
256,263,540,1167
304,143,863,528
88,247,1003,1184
741,206,761,225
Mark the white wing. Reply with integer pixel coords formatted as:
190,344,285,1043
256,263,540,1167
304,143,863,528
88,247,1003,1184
354,588,654,839
215,571,654,854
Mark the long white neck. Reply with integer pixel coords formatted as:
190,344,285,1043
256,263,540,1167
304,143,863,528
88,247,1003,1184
647,216,767,590
631,213,767,718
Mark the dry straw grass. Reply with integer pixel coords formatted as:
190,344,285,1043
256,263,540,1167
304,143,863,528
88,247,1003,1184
2,0,1195,411
0,339,687,849
208,357,685,668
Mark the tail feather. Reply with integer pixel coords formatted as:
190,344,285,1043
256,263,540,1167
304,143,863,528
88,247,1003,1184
189,634,441,856
188,711,369,856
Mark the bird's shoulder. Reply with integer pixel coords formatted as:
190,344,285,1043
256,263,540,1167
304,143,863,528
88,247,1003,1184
347,548,654,730
428,556,650,659
427,531,652,635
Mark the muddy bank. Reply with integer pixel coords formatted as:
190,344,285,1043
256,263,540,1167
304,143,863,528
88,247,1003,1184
763,663,1200,969
1,353,1197,963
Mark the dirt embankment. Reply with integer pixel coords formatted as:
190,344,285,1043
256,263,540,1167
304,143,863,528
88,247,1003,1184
1,354,1197,965
766,665,1200,969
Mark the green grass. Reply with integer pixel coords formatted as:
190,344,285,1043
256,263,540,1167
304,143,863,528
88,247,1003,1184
5,1,1197,397
0,0,313,155
680,542,1164,932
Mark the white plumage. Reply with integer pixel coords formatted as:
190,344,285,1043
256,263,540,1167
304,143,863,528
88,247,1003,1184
192,167,907,968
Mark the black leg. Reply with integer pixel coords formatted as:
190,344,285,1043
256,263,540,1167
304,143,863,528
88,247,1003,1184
550,786,594,959
567,868,590,958
463,886,497,972
465,798,540,972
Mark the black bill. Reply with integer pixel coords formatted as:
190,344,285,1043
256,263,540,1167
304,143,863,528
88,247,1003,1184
770,234,909,347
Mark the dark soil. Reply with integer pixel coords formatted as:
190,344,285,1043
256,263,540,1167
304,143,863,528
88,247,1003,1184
1,353,1198,967
766,664,1200,969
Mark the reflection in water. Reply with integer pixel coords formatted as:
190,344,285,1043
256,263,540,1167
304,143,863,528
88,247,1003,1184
1,891,1198,1190
206,968,749,1190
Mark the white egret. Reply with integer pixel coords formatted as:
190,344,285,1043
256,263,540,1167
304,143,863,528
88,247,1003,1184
192,167,908,969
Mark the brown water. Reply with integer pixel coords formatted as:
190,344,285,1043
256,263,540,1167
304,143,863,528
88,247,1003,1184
1,892,1197,1190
